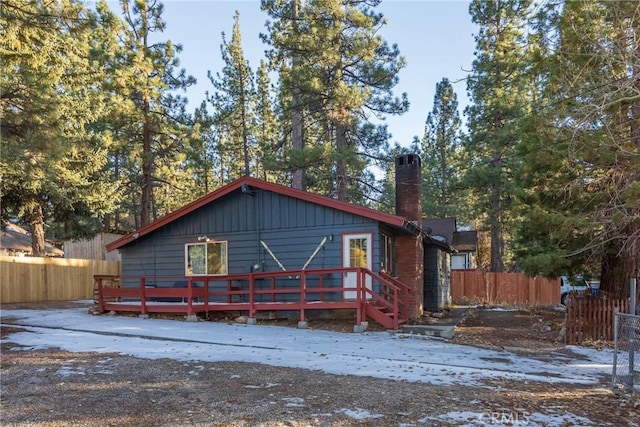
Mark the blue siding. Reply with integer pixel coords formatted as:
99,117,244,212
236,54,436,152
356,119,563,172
121,188,390,290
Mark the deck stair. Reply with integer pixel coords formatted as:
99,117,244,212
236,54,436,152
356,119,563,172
362,270,410,330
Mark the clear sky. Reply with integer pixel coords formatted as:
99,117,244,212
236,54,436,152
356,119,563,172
111,0,477,148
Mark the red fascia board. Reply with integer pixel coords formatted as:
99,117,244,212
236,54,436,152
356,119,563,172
107,176,416,252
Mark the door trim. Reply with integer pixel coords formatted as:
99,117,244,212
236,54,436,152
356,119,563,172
341,232,373,299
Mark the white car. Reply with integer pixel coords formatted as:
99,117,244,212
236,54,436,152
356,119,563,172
560,275,599,305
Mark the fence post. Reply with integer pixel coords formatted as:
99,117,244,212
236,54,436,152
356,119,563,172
631,278,637,315
629,278,636,389
612,308,619,391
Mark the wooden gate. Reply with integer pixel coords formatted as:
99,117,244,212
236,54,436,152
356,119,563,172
566,295,629,345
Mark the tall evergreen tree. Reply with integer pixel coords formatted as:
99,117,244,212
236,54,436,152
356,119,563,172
208,11,255,180
187,102,220,195
255,59,284,182
261,0,308,189
113,0,195,227
421,78,462,219
0,0,119,254
516,0,640,296
464,0,533,272
262,0,408,200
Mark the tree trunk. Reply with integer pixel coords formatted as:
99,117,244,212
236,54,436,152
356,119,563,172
336,123,349,201
489,158,504,272
600,248,626,297
140,97,153,227
290,0,305,191
27,201,46,257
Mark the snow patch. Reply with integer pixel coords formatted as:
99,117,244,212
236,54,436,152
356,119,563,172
282,397,305,407
339,407,383,420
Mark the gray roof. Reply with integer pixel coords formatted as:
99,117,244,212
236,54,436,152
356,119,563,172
422,218,477,253
1,222,63,256
421,218,456,243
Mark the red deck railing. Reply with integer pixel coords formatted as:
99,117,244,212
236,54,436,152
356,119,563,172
95,267,410,329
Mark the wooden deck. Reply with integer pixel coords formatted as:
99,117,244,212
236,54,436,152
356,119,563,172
95,268,410,329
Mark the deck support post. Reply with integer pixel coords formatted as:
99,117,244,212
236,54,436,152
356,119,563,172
140,277,147,316
96,277,104,313
249,274,256,318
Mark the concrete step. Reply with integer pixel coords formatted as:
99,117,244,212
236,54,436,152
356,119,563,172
399,324,455,339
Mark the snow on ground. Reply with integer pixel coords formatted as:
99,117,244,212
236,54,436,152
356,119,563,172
416,410,599,427
0,303,614,389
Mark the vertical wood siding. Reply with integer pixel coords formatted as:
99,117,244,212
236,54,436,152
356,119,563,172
120,189,383,288
64,233,122,261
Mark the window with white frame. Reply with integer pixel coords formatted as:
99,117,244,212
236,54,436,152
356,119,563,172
185,241,228,276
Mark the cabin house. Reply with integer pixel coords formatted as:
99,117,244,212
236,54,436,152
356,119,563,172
0,221,63,257
103,154,429,330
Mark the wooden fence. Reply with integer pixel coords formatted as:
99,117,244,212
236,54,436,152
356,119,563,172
451,270,560,306
0,256,121,303
566,295,629,345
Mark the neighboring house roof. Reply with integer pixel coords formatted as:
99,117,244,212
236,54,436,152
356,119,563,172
424,234,456,253
452,230,478,252
107,176,421,252
0,222,64,256
422,218,478,253
422,218,456,243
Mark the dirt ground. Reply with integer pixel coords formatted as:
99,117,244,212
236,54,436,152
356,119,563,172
449,305,568,354
1,302,638,426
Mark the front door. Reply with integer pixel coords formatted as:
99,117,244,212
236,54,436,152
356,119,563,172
342,233,372,299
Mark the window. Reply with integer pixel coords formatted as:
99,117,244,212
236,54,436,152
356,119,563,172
380,233,394,274
349,238,368,268
185,241,227,276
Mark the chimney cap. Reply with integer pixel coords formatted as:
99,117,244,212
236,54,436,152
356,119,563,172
396,153,421,166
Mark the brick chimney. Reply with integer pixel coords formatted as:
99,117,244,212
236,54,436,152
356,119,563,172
394,154,424,320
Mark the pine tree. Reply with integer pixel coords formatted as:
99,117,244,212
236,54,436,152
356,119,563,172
208,11,255,181
187,102,221,195
0,0,119,254
112,0,196,227
464,0,533,272
255,60,284,182
262,0,408,200
515,0,640,296
421,78,462,219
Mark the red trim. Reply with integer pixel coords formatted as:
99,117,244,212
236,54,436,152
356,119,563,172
95,267,410,329
107,176,416,251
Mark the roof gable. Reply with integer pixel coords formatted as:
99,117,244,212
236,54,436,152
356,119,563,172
107,176,419,251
